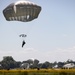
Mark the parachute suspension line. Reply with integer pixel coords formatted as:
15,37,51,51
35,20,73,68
7,24,19,38
19,23,35,48
25,23,35,37
20,21,36,48
7,22,34,48
6,23,26,47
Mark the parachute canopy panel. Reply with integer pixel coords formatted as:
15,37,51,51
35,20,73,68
3,0,41,22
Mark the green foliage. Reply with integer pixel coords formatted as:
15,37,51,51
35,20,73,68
0,56,75,70
1,56,17,69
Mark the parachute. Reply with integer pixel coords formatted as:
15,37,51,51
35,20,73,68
3,0,42,48
3,0,41,22
19,34,27,37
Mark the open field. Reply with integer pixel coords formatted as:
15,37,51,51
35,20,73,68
0,69,75,75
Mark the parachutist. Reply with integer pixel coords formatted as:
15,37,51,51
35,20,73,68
22,40,26,48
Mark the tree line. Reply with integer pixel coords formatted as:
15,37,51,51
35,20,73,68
0,56,75,70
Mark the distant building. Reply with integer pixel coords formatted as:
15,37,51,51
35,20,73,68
0,64,2,69
63,63,75,69
20,63,29,69
53,64,58,69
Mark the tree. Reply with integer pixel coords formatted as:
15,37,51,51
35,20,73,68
1,56,16,69
41,61,50,69
58,62,64,68
23,59,34,65
33,59,39,68
16,61,21,68
66,59,73,63
33,59,39,65
29,59,39,69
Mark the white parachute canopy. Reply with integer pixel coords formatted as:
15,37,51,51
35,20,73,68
3,0,42,22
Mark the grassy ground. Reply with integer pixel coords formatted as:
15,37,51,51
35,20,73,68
0,69,75,75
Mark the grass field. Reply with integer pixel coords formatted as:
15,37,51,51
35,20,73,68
0,69,75,75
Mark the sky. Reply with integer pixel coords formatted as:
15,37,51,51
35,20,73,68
0,0,75,63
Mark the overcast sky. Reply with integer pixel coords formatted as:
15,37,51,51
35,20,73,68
0,0,75,63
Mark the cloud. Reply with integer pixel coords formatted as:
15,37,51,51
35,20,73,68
0,48,38,61
0,46,75,63
46,46,75,62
